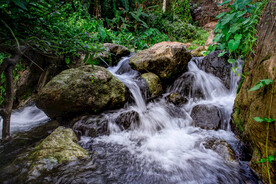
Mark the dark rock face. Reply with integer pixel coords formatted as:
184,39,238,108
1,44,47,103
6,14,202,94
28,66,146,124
165,93,188,106
36,65,126,119
73,115,109,137
115,110,140,130
191,104,221,130
198,51,232,89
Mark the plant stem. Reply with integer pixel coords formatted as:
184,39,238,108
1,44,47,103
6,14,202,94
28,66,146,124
266,80,274,184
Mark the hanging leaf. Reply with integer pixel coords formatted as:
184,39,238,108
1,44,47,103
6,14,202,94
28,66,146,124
218,50,227,57
249,79,273,91
267,155,275,163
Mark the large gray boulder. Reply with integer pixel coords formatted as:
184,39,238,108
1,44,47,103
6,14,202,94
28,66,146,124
129,42,192,81
191,104,221,130
36,65,126,119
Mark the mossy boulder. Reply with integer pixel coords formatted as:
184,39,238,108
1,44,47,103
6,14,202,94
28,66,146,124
27,126,89,178
36,65,126,119
141,73,163,97
129,42,192,81
232,1,276,183
191,104,221,130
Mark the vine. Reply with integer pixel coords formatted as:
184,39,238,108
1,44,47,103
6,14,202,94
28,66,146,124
249,79,275,184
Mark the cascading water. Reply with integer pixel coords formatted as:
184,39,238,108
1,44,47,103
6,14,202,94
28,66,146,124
0,56,261,184
0,104,49,137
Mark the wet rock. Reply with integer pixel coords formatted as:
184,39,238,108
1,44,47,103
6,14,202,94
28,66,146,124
165,93,188,106
191,104,221,130
141,73,163,97
170,72,205,99
27,127,89,179
129,41,192,81
204,139,237,164
0,120,59,168
115,110,140,130
73,115,109,137
198,51,232,89
191,46,208,57
36,65,126,119
104,43,130,64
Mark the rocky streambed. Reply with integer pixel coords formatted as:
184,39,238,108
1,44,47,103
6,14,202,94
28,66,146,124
0,42,263,183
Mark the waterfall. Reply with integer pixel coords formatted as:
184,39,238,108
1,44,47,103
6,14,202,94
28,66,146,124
1,56,259,184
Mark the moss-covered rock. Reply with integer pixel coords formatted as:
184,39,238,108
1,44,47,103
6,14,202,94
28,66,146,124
232,1,276,183
165,93,188,106
129,42,192,81
27,126,89,178
36,65,126,119
141,73,163,96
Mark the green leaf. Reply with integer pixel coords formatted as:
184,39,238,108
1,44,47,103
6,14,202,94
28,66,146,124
260,79,273,85
228,38,240,52
267,155,275,163
218,51,227,57
221,13,236,25
249,79,273,91
213,34,223,42
218,0,231,6
216,12,227,19
227,59,236,64
229,24,241,33
253,117,264,122
253,117,276,123
234,34,243,40
257,158,266,163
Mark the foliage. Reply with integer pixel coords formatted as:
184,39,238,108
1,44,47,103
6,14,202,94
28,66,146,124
172,0,192,23
149,12,208,44
208,0,268,64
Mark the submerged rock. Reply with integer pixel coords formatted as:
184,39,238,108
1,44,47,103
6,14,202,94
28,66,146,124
191,104,221,130
198,51,232,89
165,93,188,106
27,126,89,179
36,65,126,119
115,110,140,130
73,115,109,137
204,139,237,164
141,73,163,97
129,41,192,81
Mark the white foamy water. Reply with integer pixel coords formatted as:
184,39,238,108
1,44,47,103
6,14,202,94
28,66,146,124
0,104,50,137
76,56,246,183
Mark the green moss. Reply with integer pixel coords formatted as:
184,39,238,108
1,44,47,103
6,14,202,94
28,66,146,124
232,107,244,132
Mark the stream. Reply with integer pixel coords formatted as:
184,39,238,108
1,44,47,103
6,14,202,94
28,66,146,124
0,57,262,184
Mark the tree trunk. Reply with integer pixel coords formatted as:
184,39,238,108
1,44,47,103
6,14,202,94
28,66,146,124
162,0,167,13
1,65,14,140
